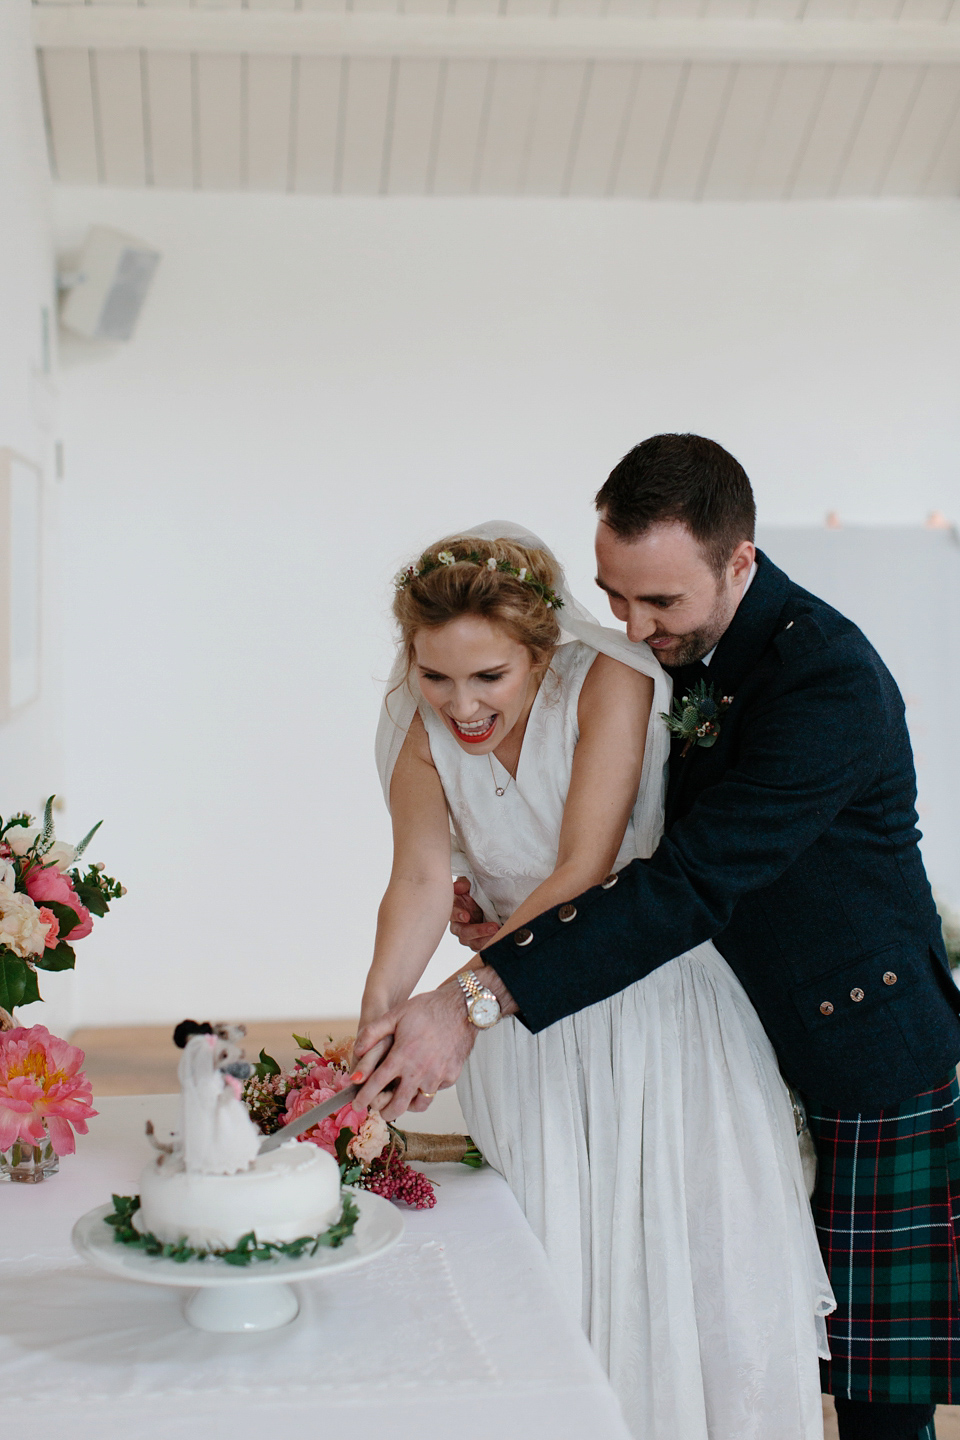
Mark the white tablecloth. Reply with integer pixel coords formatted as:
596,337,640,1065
0,1096,631,1439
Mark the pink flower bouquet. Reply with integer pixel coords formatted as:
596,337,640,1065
0,1024,97,1157
0,797,124,1017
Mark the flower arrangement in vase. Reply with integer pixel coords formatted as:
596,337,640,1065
0,797,124,1181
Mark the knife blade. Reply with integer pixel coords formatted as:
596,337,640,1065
257,1083,360,1155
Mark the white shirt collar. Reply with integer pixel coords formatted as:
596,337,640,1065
701,560,758,667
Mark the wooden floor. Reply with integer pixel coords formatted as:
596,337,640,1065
70,1022,960,1437
70,1018,359,1096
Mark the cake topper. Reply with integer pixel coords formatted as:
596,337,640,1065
146,1019,261,1176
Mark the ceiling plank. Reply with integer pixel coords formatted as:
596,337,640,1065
699,62,781,198
475,59,542,193
291,56,343,192
656,60,735,197
747,63,829,196
245,55,295,190
524,61,592,194
789,63,876,196
195,53,243,189
612,61,687,196
93,50,147,187
385,58,443,193
431,59,492,193
881,64,960,192
32,8,960,64
834,62,923,193
565,59,636,196
40,50,100,184
921,80,960,188
144,52,195,189
337,57,394,192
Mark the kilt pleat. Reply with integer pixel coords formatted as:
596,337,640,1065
807,1072,960,1404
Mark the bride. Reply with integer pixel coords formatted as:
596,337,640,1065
361,521,833,1440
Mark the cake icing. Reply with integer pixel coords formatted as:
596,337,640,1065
139,1140,341,1249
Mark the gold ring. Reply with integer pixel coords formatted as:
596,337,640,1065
419,1090,437,1099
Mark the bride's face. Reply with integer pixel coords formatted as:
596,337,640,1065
413,616,542,754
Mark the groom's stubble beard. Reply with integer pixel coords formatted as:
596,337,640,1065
657,581,737,670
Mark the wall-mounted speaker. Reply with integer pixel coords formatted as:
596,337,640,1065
59,226,161,342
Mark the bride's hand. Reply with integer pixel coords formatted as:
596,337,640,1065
450,877,500,951
350,1031,392,1079
351,980,477,1122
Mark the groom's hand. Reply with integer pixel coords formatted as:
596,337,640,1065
450,877,499,950
352,979,477,1122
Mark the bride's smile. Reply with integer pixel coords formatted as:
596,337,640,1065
413,615,547,762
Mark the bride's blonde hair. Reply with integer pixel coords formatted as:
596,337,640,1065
393,535,562,669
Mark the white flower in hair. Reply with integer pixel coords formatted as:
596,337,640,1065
486,557,497,570
517,568,528,581
437,551,455,565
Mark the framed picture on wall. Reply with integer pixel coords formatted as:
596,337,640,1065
0,449,42,720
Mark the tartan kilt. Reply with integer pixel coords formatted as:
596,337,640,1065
807,1070,960,1404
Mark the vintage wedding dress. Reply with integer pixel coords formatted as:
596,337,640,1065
376,523,834,1440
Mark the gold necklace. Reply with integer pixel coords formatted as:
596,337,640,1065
488,752,512,798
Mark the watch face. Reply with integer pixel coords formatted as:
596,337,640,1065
469,995,500,1029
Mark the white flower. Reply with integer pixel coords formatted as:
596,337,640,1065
5,826,77,872
347,1110,390,1165
486,557,497,571
517,568,528,582
0,889,49,958
0,860,16,891
437,550,455,566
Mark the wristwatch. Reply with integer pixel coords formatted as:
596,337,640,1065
457,970,501,1030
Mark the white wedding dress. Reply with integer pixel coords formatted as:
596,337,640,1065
421,640,834,1440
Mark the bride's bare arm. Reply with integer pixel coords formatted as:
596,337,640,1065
359,713,453,1030
480,654,653,946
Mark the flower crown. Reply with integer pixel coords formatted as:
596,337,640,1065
394,549,564,611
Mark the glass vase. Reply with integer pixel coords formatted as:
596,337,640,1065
0,1129,59,1183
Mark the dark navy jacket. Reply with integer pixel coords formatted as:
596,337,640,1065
487,552,960,1110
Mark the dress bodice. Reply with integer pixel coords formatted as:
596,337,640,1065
421,641,640,925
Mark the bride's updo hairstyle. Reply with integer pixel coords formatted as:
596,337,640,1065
393,536,562,671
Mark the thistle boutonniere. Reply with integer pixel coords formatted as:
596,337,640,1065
661,680,734,757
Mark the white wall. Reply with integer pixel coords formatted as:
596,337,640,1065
0,7,69,1030
51,189,960,1027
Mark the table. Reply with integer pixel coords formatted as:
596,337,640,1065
0,1096,631,1440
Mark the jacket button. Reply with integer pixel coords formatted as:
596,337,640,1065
850,987,865,1002
820,1001,834,1016
558,904,577,923
514,928,533,947
883,971,897,986
601,873,619,889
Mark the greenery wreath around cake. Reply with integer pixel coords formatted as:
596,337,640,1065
105,1191,360,1266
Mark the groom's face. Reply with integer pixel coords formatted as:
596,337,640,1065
594,518,754,667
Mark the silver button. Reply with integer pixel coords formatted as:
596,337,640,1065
850,987,865,1002
601,873,618,889
558,904,577,923
883,971,897,986
820,1001,834,1016
514,928,533,947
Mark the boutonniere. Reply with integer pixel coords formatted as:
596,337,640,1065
661,680,733,756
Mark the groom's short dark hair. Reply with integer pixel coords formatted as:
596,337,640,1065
595,434,756,578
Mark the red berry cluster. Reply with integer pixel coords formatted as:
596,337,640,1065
364,1149,436,1209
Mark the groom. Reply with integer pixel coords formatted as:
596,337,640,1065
354,433,960,1440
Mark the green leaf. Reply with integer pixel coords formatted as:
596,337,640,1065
19,966,41,1005
72,880,109,918
0,954,28,1010
34,941,76,973
334,1126,355,1168
253,1049,281,1079
697,733,718,749
40,900,80,939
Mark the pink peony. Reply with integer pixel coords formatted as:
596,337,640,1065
0,1025,97,1155
23,864,93,942
283,1061,367,1158
36,906,60,948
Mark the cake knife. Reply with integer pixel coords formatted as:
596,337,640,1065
257,1084,360,1154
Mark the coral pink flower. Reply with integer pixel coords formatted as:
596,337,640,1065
23,864,93,941
320,1036,356,1071
283,1062,366,1157
36,906,60,948
0,1025,97,1155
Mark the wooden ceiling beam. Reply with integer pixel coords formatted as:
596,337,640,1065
31,7,960,67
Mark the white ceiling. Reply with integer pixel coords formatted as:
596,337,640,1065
34,0,960,198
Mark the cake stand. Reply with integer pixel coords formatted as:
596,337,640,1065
72,1189,404,1333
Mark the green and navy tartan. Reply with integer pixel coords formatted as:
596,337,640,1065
807,1071,960,1404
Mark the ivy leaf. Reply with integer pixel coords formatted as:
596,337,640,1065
254,1049,281,1079
0,954,28,1010
34,941,76,973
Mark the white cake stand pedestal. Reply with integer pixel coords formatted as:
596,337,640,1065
72,1190,404,1332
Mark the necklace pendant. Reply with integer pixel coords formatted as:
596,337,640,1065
495,786,505,797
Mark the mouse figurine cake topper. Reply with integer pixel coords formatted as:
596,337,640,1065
146,1020,261,1175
